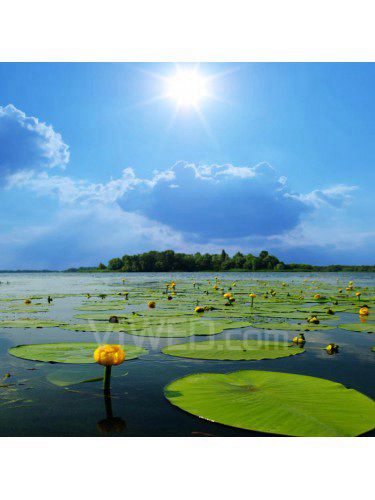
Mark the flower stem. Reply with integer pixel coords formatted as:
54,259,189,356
104,365,112,394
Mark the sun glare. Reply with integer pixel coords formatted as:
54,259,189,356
166,71,208,107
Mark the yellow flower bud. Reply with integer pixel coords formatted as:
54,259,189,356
94,345,125,366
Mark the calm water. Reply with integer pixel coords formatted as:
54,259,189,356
0,271,374,437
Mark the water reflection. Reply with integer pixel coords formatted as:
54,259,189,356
97,391,126,436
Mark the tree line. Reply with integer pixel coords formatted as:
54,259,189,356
68,249,375,273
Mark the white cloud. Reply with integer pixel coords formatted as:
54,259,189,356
285,184,358,208
0,104,69,180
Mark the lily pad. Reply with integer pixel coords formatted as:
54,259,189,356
0,306,50,313
63,319,251,338
339,323,375,333
8,342,148,364
46,366,104,386
75,303,128,311
252,322,335,331
165,370,375,436
0,319,66,328
162,339,304,360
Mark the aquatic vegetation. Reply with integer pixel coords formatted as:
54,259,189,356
148,301,156,308
326,343,340,355
1,273,374,437
63,318,251,338
0,319,66,328
359,306,369,316
162,339,305,360
308,316,320,324
94,344,126,393
0,306,50,313
251,322,335,331
94,344,125,366
47,366,104,387
164,370,375,436
249,293,256,307
339,323,375,333
9,342,147,364
292,334,306,345
75,302,127,311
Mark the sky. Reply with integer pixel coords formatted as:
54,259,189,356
0,62,374,269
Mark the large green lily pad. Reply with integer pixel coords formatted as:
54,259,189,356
0,306,50,314
165,370,375,436
9,342,148,364
0,319,65,328
252,322,335,331
62,319,251,337
75,302,128,311
162,339,304,360
339,323,375,333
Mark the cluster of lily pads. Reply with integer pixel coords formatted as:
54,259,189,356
1,276,374,436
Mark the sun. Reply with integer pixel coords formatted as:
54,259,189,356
166,71,208,107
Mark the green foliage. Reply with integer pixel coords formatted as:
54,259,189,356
97,249,375,272
339,323,375,333
164,370,375,436
9,342,148,364
252,322,335,331
0,319,65,328
162,339,305,360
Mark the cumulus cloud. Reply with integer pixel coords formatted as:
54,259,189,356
119,161,312,240
6,167,141,205
286,184,358,208
0,104,69,181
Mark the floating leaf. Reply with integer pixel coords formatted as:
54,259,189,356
339,323,375,333
9,342,148,364
165,370,375,436
162,339,304,360
0,319,66,328
252,322,335,331
64,319,251,338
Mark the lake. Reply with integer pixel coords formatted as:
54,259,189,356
0,271,374,436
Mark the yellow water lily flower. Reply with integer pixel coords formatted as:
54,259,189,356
313,294,321,300
94,345,125,366
94,344,126,394
148,301,156,309
223,292,232,299
293,334,305,345
326,343,339,355
213,284,219,290
308,316,320,324
195,306,204,313
249,293,256,307
24,299,31,304
355,292,361,299
359,306,369,316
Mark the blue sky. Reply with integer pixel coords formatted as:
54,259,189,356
0,62,374,269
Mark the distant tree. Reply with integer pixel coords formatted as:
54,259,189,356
98,263,106,270
232,252,246,269
108,258,123,271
